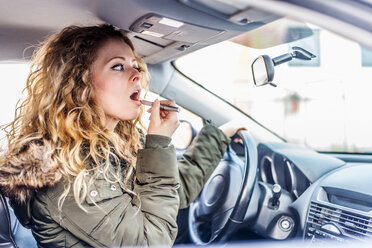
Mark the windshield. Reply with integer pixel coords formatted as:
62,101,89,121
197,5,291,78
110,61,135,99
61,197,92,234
175,17,372,153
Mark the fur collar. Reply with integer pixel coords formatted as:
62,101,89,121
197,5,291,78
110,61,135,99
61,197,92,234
0,141,62,203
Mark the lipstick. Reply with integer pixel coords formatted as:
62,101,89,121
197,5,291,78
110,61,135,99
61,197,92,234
140,100,180,112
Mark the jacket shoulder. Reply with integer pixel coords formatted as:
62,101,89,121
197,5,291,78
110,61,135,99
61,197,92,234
0,140,62,204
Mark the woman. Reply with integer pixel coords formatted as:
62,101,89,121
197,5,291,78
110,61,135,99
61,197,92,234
0,24,237,247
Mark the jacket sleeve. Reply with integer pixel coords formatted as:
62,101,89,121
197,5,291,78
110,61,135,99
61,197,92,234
177,124,230,209
35,135,180,247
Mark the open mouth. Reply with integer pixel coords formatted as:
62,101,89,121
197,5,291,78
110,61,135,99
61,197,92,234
130,89,141,101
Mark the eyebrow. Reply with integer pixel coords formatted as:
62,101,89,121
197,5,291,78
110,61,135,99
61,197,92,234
107,56,137,63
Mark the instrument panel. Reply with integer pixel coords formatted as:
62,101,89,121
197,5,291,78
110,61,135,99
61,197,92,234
258,143,312,199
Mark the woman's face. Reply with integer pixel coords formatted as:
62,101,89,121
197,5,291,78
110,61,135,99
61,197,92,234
91,39,142,131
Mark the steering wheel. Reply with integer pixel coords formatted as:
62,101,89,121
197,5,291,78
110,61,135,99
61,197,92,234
188,130,258,244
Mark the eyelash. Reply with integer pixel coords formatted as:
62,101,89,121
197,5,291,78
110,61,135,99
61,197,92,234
111,64,142,72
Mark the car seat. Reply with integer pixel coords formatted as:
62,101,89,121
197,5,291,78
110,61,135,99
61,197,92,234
0,193,17,248
0,194,37,248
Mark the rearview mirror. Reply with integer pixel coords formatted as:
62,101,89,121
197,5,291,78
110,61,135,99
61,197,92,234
252,46,316,87
251,55,275,87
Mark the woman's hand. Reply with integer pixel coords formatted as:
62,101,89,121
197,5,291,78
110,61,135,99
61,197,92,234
147,100,180,137
218,119,247,138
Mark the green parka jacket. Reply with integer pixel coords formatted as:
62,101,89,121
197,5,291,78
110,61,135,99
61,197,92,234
0,124,230,247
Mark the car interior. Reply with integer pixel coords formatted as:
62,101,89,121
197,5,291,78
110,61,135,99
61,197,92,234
1,0,372,247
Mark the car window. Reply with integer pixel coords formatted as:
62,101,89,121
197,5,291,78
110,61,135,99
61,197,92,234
175,17,372,153
142,91,204,148
0,63,29,149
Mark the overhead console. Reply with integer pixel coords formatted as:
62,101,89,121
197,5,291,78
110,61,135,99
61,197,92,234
126,1,282,64
129,14,224,63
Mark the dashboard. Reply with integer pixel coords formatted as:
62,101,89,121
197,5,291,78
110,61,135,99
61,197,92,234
298,163,372,242
253,142,372,243
181,137,372,245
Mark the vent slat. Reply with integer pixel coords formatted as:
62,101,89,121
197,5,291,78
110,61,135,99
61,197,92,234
341,225,372,238
309,210,372,230
310,203,371,224
310,204,371,224
309,205,372,230
310,208,370,225
307,220,367,241
308,213,372,237
307,220,321,227
307,201,372,240
336,230,366,241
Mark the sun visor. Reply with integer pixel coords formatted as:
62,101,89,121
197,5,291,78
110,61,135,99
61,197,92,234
129,14,224,63
231,18,315,49
178,0,280,25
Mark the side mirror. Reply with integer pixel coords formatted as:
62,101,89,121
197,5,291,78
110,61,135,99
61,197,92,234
251,46,316,87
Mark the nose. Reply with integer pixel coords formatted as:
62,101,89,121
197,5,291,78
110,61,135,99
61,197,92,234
131,68,141,83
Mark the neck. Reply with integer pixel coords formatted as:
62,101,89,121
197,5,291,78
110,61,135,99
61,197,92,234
105,116,119,131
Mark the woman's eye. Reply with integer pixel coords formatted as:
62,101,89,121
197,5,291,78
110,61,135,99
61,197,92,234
112,64,124,71
134,67,142,72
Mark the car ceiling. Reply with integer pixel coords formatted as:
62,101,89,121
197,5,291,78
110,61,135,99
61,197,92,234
0,0,280,64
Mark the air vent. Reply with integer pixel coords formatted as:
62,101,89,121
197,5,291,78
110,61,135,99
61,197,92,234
307,202,372,240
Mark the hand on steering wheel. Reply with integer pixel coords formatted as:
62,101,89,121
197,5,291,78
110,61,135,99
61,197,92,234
218,119,247,138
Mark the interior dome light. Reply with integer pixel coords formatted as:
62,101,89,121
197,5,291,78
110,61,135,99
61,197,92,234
159,17,184,28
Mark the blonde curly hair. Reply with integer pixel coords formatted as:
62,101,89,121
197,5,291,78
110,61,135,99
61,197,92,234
2,24,150,209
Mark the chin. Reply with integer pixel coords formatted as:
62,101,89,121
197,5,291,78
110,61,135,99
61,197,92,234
120,112,140,121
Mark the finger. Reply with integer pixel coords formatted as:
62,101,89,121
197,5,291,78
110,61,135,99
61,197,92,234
159,100,179,122
149,99,160,122
160,109,169,116
160,99,176,107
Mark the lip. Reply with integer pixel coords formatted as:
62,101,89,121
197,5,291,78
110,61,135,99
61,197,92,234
130,86,142,106
132,99,141,106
